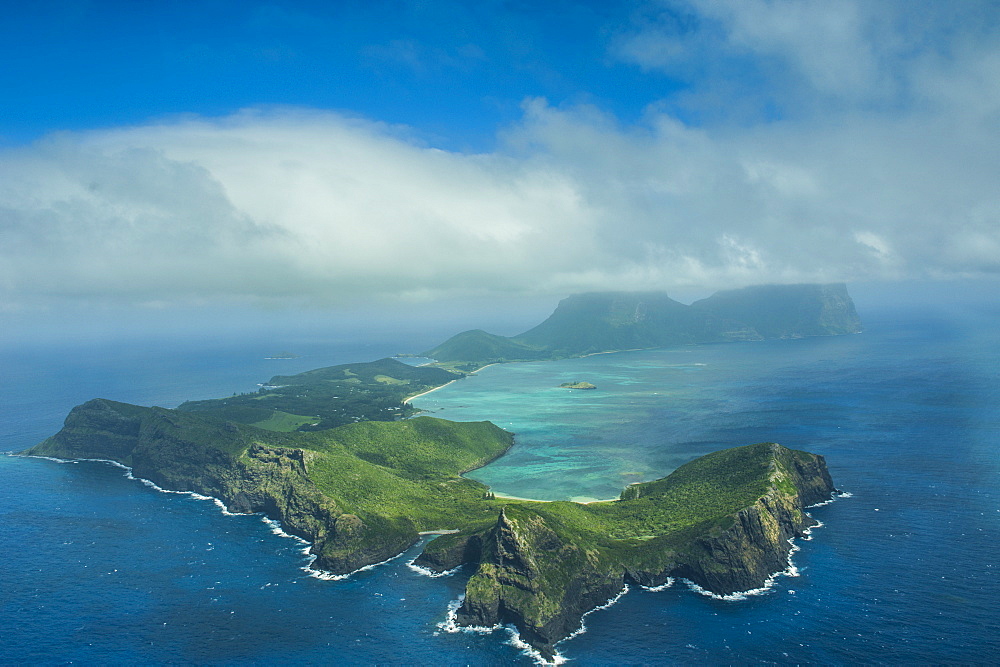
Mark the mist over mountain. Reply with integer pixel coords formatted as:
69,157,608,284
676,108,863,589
425,284,861,363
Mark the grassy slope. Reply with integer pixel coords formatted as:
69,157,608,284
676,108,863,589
27,399,811,561
26,400,513,537
178,357,461,431
302,417,514,531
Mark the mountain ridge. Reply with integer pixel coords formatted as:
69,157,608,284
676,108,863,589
425,283,862,364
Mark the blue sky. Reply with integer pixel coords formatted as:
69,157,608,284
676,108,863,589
1,1,688,149
2,0,999,338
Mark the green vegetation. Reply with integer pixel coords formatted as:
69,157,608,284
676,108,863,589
178,357,460,431
422,329,548,366
25,399,515,570
250,410,317,432
440,441,834,660
423,284,862,364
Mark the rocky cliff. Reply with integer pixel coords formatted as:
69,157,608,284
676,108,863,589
24,398,501,574
417,443,835,661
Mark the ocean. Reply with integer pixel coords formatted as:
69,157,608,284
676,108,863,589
2,302,998,664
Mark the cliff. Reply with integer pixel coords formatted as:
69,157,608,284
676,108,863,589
415,443,835,660
424,283,862,363
25,398,512,574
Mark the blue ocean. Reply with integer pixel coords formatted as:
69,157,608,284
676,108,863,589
3,300,998,664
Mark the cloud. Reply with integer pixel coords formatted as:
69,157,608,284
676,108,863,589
0,109,608,307
1,2,998,311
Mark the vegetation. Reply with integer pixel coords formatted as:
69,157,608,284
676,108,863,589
559,381,596,389
423,284,862,364
177,357,460,431
250,410,317,432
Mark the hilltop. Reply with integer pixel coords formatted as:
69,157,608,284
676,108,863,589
425,283,862,364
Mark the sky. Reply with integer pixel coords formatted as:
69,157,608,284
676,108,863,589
2,0,999,341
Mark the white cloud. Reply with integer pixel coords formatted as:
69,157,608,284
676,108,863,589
1,3,998,311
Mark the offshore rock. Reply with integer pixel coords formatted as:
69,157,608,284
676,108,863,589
455,507,625,661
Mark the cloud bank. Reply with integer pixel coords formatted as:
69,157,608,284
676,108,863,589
2,1,998,310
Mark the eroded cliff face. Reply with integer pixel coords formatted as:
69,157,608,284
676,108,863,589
25,399,415,574
455,507,625,660
444,444,835,660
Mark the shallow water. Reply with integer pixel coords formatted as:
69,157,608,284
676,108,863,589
3,306,999,664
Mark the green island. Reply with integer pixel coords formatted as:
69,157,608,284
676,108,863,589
24,284,857,661
425,283,861,366
559,381,597,390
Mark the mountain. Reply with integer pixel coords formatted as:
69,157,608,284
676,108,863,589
424,283,862,363
690,283,863,340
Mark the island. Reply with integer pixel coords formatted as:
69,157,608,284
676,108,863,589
424,283,862,365
559,381,596,390
265,351,300,359
22,284,857,661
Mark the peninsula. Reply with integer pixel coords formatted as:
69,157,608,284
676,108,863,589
24,284,856,660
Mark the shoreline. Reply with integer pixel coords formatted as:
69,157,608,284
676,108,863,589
492,492,618,505
405,363,500,403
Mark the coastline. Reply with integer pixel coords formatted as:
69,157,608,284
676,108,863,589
405,362,500,403
492,492,617,505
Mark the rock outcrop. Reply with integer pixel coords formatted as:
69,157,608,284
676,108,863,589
420,443,835,661
25,398,418,574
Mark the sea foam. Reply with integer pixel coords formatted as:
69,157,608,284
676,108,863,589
438,585,631,665
406,558,461,578
21,453,408,583
303,549,409,581
680,502,844,601
641,577,675,592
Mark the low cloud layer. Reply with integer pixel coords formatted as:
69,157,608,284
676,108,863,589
2,1,998,311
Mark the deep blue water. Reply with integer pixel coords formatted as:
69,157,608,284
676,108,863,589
2,306,999,664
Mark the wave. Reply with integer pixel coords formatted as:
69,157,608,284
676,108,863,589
73,457,249,517
641,577,675,592
438,585,630,665
405,558,461,578
806,489,853,509
506,628,567,666
303,548,409,582
9,452,77,463
558,583,630,644
260,517,310,544
436,595,555,663
20,453,408,583
437,595,502,634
